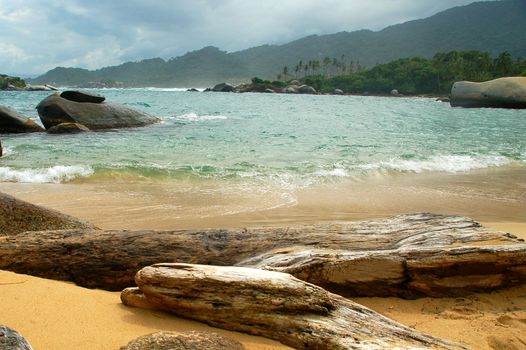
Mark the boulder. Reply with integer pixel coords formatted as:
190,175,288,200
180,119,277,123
263,88,275,93
186,88,199,92
36,93,159,130
450,77,526,108
212,83,235,92
121,264,466,350
390,89,400,96
24,84,54,91
0,325,33,350
0,105,44,133
0,192,95,236
297,85,317,94
282,86,298,94
60,91,105,103
334,89,344,95
46,122,90,134
120,331,245,350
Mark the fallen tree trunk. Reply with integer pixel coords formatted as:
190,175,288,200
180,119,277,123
121,263,468,350
1,213,525,296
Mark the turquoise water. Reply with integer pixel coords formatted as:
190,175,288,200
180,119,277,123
0,89,525,188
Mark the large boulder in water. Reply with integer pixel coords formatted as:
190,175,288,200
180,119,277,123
450,77,526,108
0,105,44,133
46,122,90,134
36,92,160,130
212,83,235,92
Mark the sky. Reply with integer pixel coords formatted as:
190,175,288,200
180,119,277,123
0,0,486,77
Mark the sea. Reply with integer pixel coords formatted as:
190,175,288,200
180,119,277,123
1,89,525,226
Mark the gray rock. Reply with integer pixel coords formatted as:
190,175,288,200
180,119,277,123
186,88,199,92
0,325,33,350
36,93,159,130
282,86,298,94
212,83,235,92
297,85,317,94
334,89,344,95
46,122,90,134
0,191,95,235
0,105,44,133
450,77,526,108
60,90,105,103
120,331,245,350
24,84,54,91
263,88,275,93
391,89,400,96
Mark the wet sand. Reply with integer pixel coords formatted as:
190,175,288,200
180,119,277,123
0,165,524,229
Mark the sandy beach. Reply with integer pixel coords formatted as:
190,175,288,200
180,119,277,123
1,167,525,349
1,221,525,350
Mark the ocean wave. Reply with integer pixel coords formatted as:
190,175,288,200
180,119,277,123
362,155,512,173
172,113,228,122
0,146,14,157
0,165,94,183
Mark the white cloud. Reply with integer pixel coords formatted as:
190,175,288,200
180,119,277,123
0,0,485,76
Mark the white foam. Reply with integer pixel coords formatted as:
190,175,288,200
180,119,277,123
0,146,14,157
174,113,227,122
0,165,94,183
315,168,349,178
362,155,511,173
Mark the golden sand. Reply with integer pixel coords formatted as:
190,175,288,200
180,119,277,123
1,167,525,349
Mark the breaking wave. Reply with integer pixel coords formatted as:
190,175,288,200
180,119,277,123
0,165,94,183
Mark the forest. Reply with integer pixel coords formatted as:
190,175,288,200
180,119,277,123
278,51,526,95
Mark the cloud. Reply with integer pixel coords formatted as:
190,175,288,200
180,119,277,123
0,0,483,76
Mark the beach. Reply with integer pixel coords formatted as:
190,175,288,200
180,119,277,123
1,165,526,349
1,90,525,349
0,223,525,350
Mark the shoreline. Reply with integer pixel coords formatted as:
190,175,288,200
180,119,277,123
0,165,524,230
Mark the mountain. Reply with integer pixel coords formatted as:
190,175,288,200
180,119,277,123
31,0,526,87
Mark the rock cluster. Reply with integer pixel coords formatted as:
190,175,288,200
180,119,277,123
208,81,319,94
37,91,159,130
0,90,159,135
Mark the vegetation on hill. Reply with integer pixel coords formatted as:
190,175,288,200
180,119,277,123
31,0,526,87
0,74,26,89
282,50,526,95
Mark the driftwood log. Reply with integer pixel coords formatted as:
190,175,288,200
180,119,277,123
121,263,467,350
1,213,525,297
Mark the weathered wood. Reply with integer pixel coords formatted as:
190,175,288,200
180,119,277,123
1,213,525,296
121,263,468,350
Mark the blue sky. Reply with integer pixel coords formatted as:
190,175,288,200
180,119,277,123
0,0,484,76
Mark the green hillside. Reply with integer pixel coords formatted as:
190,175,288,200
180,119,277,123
31,0,526,87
